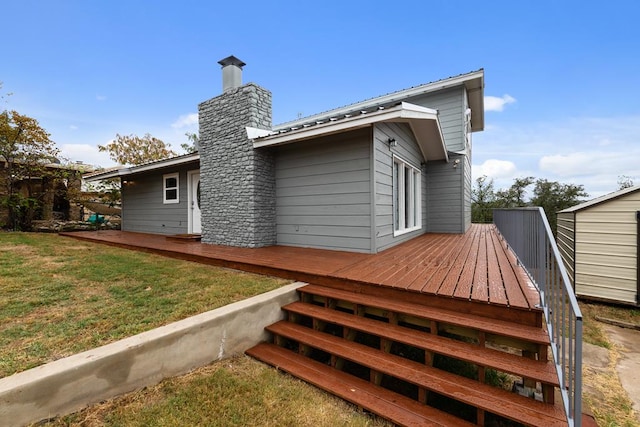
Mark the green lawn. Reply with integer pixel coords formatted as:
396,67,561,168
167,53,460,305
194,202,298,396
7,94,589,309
2,232,390,426
0,232,288,377
41,355,390,427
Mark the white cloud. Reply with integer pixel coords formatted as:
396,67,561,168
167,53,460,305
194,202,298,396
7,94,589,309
96,95,107,101
484,94,516,112
59,143,116,169
171,113,198,129
473,114,640,197
69,125,78,130
474,159,517,179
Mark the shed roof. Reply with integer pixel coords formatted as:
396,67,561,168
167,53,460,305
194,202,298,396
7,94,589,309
274,69,485,133
559,185,640,213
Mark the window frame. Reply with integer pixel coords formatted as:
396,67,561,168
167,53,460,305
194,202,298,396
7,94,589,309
163,172,180,204
392,155,422,237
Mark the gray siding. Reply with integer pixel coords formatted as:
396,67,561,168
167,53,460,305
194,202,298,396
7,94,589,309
374,123,426,252
406,86,471,233
462,153,472,231
121,164,197,235
275,128,372,252
425,153,466,233
462,92,472,231
406,86,466,152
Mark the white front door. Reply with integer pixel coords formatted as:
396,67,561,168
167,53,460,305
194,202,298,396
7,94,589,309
188,170,202,234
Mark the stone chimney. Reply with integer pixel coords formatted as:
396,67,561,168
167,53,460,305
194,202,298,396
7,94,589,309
218,55,246,92
198,56,276,248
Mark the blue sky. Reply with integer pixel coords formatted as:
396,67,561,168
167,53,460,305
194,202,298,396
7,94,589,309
2,1,639,197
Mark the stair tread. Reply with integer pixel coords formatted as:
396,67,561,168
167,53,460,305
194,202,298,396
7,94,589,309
284,301,559,386
299,284,550,345
246,342,475,427
267,321,567,427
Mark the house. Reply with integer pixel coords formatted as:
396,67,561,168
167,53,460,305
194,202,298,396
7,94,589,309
0,158,88,228
86,56,484,254
74,60,584,425
558,185,640,305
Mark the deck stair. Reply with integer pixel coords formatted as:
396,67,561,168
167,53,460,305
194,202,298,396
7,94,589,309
246,284,567,426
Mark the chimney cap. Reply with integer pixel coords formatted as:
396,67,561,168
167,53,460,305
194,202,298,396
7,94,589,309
218,55,246,68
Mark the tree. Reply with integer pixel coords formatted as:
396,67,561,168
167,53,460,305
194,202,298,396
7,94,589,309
530,179,588,234
618,175,634,190
472,176,588,236
180,132,199,154
495,176,534,208
471,176,496,223
98,133,177,165
0,109,59,229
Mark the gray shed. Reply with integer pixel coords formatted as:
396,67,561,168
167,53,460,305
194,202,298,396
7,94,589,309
557,185,640,305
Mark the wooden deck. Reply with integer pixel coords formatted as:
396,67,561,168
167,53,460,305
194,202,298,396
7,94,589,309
62,224,541,313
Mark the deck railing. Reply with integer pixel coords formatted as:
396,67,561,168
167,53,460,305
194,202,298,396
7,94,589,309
493,207,583,427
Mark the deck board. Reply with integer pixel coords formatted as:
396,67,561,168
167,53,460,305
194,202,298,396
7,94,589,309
62,224,540,311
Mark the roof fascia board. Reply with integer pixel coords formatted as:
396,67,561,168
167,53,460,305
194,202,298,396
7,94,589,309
559,185,640,213
84,154,200,181
84,168,131,181
253,103,438,149
254,102,447,162
274,70,484,131
407,115,448,162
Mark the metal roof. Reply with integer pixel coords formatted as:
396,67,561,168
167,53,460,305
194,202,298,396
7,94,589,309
274,69,484,133
84,152,200,181
251,102,448,162
559,185,640,213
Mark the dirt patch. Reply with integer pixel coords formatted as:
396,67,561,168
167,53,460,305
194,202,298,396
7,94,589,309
603,324,640,424
582,318,640,426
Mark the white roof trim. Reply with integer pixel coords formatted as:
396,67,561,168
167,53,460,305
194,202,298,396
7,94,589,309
253,102,448,161
84,153,200,181
246,127,276,139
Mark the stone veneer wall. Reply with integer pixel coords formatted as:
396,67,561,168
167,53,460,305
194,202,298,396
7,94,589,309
198,83,276,247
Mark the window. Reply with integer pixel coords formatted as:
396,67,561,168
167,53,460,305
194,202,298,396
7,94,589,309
163,173,179,204
393,156,421,236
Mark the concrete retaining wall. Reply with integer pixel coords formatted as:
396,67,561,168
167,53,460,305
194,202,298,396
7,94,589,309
0,282,305,427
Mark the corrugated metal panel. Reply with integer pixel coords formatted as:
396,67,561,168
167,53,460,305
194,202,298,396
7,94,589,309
573,190,639,304
557,213,575,283
576,241,635,256
575,272,637,304
275,128,372,252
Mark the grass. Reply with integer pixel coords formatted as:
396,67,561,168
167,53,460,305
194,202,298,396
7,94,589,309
0,232,289,377
580,301,640,427
3,232,391,426
40,355,391,427
581,301,640,349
